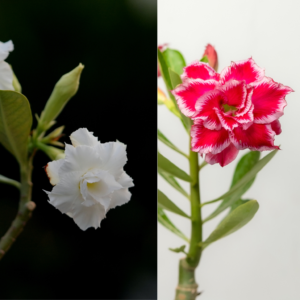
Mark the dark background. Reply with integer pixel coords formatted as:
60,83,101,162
0,0,157,299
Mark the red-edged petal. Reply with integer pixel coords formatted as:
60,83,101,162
251,77,292,124
191,120,230,155
205,143,239,167
193,89,223,119
215,108,239,131
270,120,282,135
172,79,218,117
181,61,220,81
220,58,264,85
218,80,247,108
230,123,279,151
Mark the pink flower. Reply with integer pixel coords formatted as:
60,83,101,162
202,44,218,71
172,58,293,167
158,44,168,77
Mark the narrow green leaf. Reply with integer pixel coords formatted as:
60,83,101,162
204,151,260,222
0,91,32,166
230,199,250,212
158,151,192,182
206,150,277,203
169,245,186,253
158,170,189,199
157,129,188,158
157,49,172,91
158,190,190,218
200,200,259,248
158,207,189,242
169,68,182,88
163,48,186,75
0,174,20,189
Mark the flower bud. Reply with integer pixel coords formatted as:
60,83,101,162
157,44,168,77
38,63,84,132
202,44,218,71
37,142,65,160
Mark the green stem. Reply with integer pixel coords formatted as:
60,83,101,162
0,174,20,190
175,137,202,300
0,154,36,261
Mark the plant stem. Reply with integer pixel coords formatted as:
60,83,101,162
175,137,202,300
0,154,36,261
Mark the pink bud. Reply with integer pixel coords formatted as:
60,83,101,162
202,44,218,71
157,44,168,77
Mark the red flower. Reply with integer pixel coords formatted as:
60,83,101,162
172,58,293,167
202,44,218,71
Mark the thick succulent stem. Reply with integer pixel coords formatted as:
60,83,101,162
175,137,202,300
0,155,35,260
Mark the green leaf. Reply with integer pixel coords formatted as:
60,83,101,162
169,68,182,89
200,200,259,248
163,48,186,75
204,151,260,222
169,245,186,253
0,174,20,189
158,151,192,182
158,170,189,199
158,190,190,218
157,129,188,158
230,199,250,212
206,150,278,203
200,56,209,63
158,207,189,242
0,91,32,166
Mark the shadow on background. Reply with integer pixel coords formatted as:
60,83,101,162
0,0,157,299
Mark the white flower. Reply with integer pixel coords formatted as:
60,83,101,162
0,40,14,90
44,128,134,230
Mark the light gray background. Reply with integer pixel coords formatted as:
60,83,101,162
158,0,300,299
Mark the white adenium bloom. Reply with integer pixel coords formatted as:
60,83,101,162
44,128,134,230
0,40,14,90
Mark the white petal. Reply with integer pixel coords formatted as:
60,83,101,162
117,171,134,188
70,128,99,147
72,202,106,230
0,61,13,90
45,159,65,185
96,141,127,177
109,189,132,210
0,40,13,61
46,171,82,213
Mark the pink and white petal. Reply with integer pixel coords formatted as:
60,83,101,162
220,58,265,85
72,202,106,230
96,141,127,177
117,171,134,188
172,79,218,117
45,158,65,185
203,111,222,130
251,77,292,124
230,123,279,151
108,188,132,210
270,119,282,135
205,143,239,167
0,61,13,90
70,128,99,147
45,171,82,214
235,104,254,124
191,120,230,155
235,87,254,117
219,80,247,108
193,89,223,119
181,61,220,81
215,108,239,131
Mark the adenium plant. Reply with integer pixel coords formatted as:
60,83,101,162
0,40,133,260
157,44,292,299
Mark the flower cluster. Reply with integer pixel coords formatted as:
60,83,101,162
45,128,134,230
172,58,293,166
0,40,14,90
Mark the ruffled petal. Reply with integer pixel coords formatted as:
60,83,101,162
202,111,222,130
191,120,230,155
172,79,218,117
0,61,13,90
220,58,265,84
70,128,99,147
251,77,292,124
218,80,247,108
117,171,134,188
214,108,239,131
205,143,239,167
270,119,282,135
45,159,65,185
0,40,13,61
181,61,220,81
235,105,254,124
230,123,279,151
109,189,132,210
